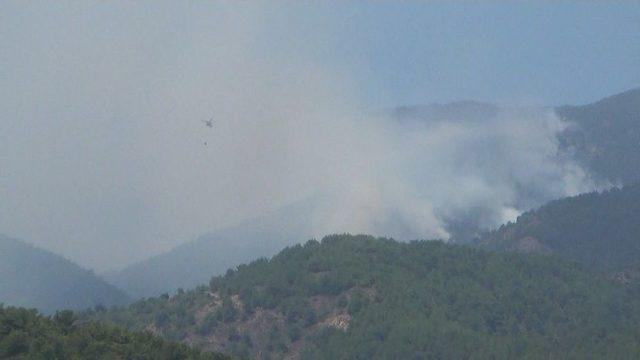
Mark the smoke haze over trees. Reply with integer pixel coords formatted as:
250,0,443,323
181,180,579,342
3,3,633,271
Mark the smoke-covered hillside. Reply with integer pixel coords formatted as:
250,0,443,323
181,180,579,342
104,201,316,299
557,87,640,185
391,87,640,240
478,182,640,275
2,2,639,358
105,87,640,299
104,101,596,298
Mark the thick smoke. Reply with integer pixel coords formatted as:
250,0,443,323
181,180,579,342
0,3,600,270
303,104,599,242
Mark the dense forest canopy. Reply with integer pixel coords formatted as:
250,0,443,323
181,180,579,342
87,235,640,359
478,183,640,274
0,305,229,359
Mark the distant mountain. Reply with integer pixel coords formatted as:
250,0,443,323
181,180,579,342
557,87,640,185
0,305,228,359
0,234,130,314
105,200,316,299
89,235,640,359
392,100,499,124
477,183,640,274
394,88,640,186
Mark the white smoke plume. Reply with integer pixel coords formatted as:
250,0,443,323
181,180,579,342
0,2,600,270
304,104,599,241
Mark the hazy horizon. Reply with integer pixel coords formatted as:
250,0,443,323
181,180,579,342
1,2,638,271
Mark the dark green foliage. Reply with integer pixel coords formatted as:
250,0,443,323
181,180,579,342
87,235,640,359
0,305,229,359
346,290,368,316
52,310,75,334
197,313,218,336
282,297,314,326
479,183,640,273
287,324,302,342
0,234,130,314
215,298,237,323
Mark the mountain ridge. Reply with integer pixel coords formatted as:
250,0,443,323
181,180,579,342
477,182,640,274
556,87,640,184
0,234,131,314
104,200,317,299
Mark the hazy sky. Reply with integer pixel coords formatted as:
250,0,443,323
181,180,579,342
1,2,638,271
263,1,640,107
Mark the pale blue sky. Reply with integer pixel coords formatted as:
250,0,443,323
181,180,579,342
260,2,640,107
3,2,639,108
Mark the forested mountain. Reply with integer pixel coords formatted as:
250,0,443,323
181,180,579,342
394,88,640,187
0,235,130,314
0,305,228,359
392,88,640,184
391,88,640,242
105,201,315,299
557,87,640,185
87,235,640,359
478,183,640,274
105,88,640,300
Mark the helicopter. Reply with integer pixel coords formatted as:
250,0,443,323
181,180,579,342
202,118,214,128
202,118,214,146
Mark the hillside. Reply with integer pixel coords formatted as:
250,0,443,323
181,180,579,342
394,87,640,188
0,235,130,314
557,87,640,184
105,200,315,299
391,101,579,243
0,305,228,359
478,183,640,274
88,235,640,359
106,87,640,300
